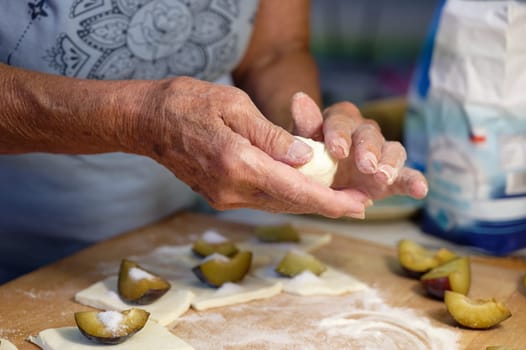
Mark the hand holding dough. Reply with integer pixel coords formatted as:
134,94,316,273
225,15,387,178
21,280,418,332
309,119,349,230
294,136,338,187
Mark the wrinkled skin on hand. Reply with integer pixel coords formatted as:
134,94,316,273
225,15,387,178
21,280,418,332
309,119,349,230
291,92,428,202
129,77,370,218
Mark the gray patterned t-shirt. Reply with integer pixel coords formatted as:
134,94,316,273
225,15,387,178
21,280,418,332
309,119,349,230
2,0,258,81
0,0,259,273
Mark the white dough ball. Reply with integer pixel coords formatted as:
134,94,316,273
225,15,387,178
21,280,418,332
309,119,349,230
295,136,338,187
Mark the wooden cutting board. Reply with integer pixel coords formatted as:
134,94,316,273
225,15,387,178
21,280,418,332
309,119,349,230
0,212,525,349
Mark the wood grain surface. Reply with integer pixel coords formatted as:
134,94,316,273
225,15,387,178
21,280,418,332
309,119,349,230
0,212,525,349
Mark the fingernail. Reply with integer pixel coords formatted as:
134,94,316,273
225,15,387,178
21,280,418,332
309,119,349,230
293,91,307,100
345,202,366,219
288,139,313,163
417,180,428,197
364,199,374,208
359,152,378,173
329,137,349,158
347,210,365,219
378,165,398,185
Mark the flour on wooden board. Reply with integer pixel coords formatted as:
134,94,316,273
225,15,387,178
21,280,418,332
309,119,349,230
175,288,460,350
68,228,459,349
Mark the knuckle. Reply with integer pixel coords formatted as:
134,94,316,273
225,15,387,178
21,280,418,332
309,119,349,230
226,86,249,105
255,124,286,157
324,102,363,131
386,140,403,149
363,119,381,131
205,185,237,211
386,141,407,159
355,122,382,142
326,101,360,116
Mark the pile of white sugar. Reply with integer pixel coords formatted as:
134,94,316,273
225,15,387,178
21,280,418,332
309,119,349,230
128,267,156,281
201,230,228,243
97,311,124,336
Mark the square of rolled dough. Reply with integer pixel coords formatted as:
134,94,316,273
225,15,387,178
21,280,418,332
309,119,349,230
75,277,194,326
172,276,283,311
29,320,194,350
0,338,17,350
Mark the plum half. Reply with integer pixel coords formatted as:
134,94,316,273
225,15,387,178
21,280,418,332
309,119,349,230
255,224,300,243
75,308,150,345
275,250,326,277
420,257,470,299
118,259,170,304
398,239,457,278
192,251,252,287
445,291,512,329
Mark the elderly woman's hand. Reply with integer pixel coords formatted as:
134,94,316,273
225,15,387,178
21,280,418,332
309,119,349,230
126,77,371,218
291,92,428,205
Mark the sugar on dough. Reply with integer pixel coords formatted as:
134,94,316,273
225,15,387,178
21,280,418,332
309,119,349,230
254,266,368,296
29,320,193,350
294,136,338,187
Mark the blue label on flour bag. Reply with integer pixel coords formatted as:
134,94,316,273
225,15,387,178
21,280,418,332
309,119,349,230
422,96,526,254
405,0,526,255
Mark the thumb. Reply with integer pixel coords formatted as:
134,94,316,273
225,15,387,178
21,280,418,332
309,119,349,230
247,118,314,166
291,92,324,140
224,99,313,167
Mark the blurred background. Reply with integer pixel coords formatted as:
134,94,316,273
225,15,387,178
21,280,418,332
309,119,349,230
310,0,440,106
308,0,441,217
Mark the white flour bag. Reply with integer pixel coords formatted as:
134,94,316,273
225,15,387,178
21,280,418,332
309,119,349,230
404,0,526,255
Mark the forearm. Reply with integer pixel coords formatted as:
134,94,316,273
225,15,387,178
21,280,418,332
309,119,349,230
232,0,320,132
0,63,151,155
234,47,321,132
